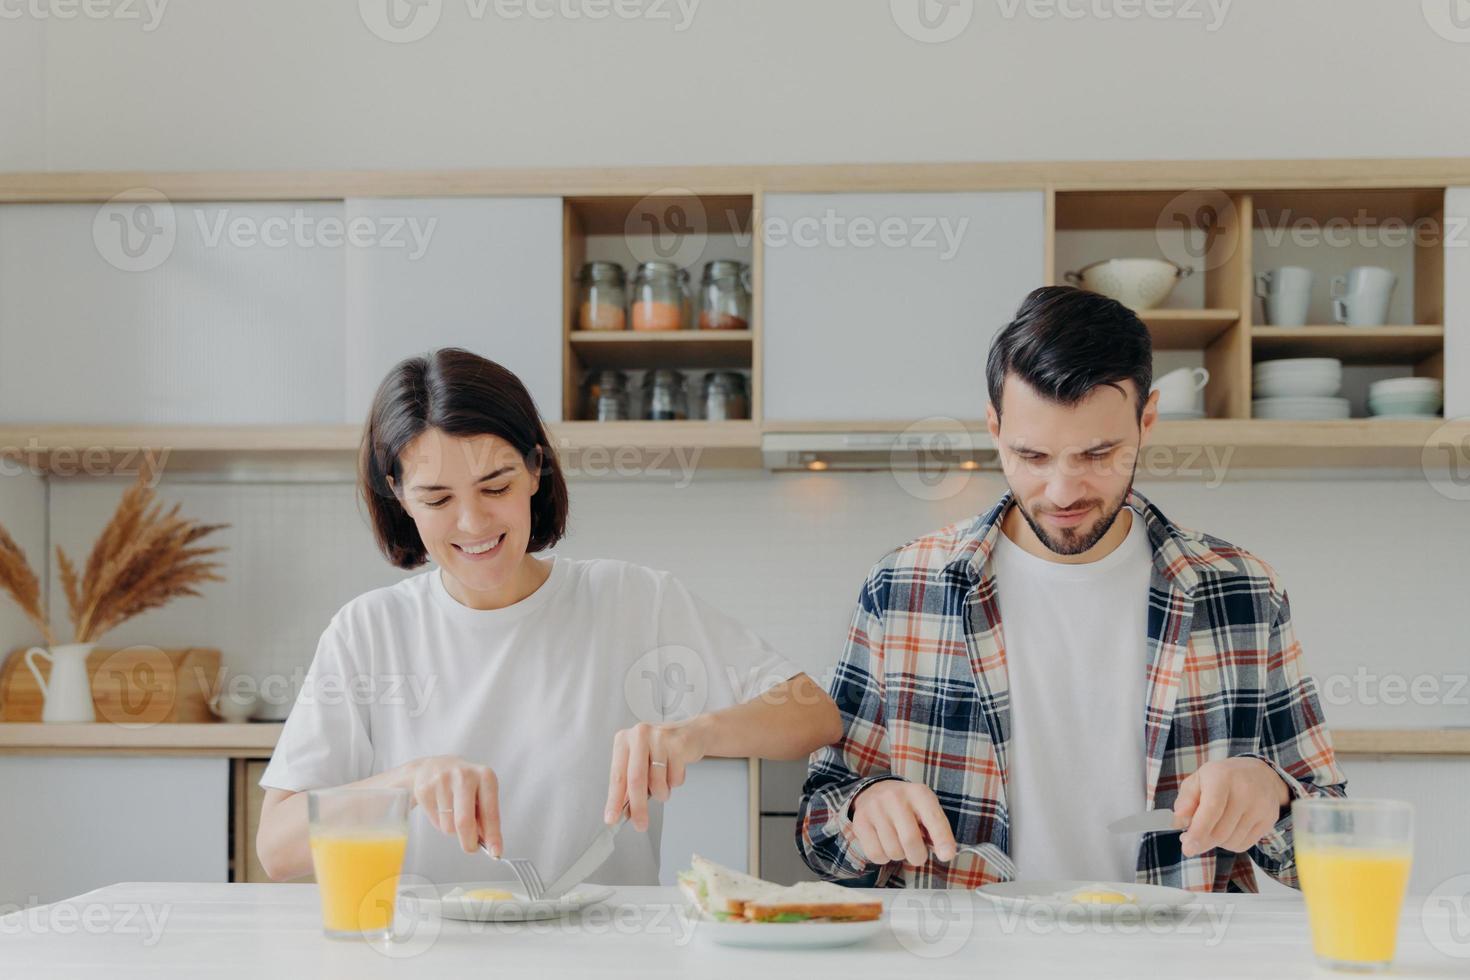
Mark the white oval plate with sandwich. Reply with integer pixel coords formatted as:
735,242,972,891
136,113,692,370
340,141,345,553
687,912,884,950
679,854,884,949
409,881,615,922
978,879,1193,916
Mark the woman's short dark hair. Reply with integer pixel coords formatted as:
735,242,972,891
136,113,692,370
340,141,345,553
359,348,569,569
986,285,1153,420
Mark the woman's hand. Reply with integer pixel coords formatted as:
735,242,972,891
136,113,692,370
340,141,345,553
604,719,711,832
407,755,502,857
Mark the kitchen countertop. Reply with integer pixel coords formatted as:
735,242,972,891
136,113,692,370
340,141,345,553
2,882,1464,979
2,723,1468,757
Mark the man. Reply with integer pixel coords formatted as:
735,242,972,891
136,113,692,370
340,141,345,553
797,286,1346,892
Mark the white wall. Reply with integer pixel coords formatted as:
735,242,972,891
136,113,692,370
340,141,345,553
36,467,1470,733
4,0,1470,171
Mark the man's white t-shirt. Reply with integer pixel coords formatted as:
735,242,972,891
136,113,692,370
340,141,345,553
991,508,1152,883
260,556,801,886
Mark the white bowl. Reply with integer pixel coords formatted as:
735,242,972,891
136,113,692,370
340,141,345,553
1254,375,1342,398
1253,397,1351,420
1369,377,1442,397
1064,258,1193,310
1253,357,1343,376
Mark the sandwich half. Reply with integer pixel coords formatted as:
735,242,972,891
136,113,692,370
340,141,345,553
679,854,882,923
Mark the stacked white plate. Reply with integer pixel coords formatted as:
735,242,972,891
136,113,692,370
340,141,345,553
1253,358,1348,419
1367,377,1442,419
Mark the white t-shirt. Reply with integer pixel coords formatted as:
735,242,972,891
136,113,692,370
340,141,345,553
991,508,1152,883
260,556,801,887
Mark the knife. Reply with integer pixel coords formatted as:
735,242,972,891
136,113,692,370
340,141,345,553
540,809,628,901
1108,810,1184,835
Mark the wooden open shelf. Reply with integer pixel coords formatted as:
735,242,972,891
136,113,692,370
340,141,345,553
570,330,753,370
2,721,1465,757
1252,325,1446,363
562,194,759,422
1140,309,1240,349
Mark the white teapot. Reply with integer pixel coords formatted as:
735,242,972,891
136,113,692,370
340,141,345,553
24,643,98,723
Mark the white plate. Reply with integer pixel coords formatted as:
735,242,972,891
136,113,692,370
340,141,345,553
978,879,1193,916
683,908,884,949
412,881,615,922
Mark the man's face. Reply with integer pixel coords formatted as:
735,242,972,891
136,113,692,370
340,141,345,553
986,376,1158,556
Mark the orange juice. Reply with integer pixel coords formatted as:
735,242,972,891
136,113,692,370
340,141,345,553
1298,845,1412,966
309,831,408,936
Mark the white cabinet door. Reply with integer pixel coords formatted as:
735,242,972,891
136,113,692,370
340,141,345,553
343,198,563,423
0,756,228,907
0,202,346,425
658,758,748,884
1445,188,1468,420
762,192,1046,422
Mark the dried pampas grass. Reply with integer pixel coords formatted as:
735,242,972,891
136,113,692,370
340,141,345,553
0,524,53,647
0,473,228,646
58,475,229,644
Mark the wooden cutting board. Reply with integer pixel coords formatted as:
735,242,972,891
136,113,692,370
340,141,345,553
0,646,221,724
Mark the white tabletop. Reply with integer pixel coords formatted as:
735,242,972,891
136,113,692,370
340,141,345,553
2,882,1465,979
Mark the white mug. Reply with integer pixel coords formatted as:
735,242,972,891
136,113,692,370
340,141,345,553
1151,367,1210,413
1255,266,1313,327
1331,266,1396,327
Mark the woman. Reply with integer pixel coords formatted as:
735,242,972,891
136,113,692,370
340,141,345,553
256,348,841,885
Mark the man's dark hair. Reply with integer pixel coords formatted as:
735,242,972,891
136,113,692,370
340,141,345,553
986,285,1153,420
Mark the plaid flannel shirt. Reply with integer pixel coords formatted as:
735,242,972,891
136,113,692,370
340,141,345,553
798,489,1346,892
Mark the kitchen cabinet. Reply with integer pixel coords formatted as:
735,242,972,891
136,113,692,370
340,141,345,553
761,191,1046,422
343,197,564,423
0,203,346,425
1444,187,1468,420
0,755,228,907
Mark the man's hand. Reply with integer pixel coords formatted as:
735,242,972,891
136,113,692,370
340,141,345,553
850,780,957,867
605,719,711,832
1173,757,1291,857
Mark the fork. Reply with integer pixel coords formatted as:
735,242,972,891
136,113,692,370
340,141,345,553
478,843,547,901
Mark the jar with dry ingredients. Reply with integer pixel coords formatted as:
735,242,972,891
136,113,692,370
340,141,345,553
697,371,749,421
639,369,689,421
582,370,630,422
630,261,689,332
576,261,627,332
697,260,751,331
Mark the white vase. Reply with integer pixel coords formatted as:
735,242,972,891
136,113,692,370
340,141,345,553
24,643,98,723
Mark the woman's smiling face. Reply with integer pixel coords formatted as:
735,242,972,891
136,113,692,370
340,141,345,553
391,428,542,603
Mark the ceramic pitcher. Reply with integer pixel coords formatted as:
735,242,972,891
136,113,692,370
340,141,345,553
24,643,97,723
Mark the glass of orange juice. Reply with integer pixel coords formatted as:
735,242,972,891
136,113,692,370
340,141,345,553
307,788,411,941
1294,798,1414,972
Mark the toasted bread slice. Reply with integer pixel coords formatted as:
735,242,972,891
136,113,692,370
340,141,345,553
741,881,883,922
680,856,882,923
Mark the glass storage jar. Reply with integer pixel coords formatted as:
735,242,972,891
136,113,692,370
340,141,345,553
582,370,630,421
576,261,627,332
630,261,689,332
639,369,689,421
697,260,751,331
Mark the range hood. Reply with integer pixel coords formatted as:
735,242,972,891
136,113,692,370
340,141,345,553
761,428,999,472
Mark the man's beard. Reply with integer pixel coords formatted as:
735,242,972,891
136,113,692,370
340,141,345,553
1012,475,1135,557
